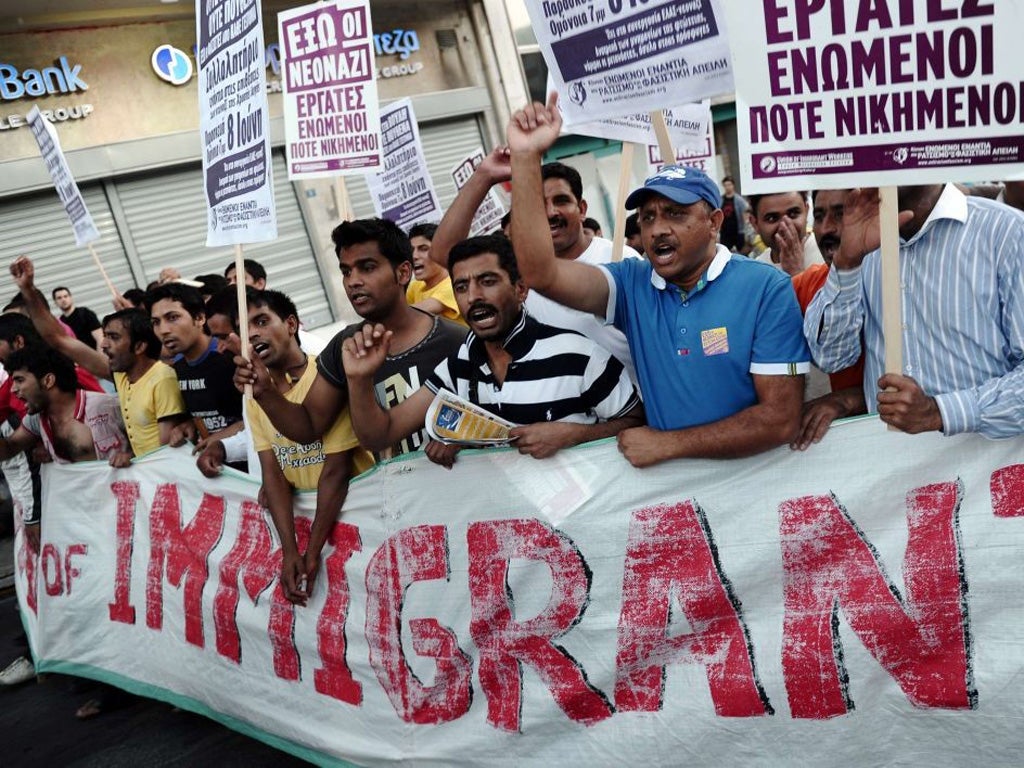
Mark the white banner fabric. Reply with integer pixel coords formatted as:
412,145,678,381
522,0,733,125
25,106,100,248
13,419,1024,767
724,1,1024,193
197,0,277,245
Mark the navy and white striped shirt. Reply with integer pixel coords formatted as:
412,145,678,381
804,185,1024,438
425,312,640,426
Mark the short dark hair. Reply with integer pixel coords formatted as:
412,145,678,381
722,175,734,184
51,286,71,299
0,313,42,346
541,162,583,202
448,234,521,284
331,218,413,269
7,344,78,393
102,308,162,360
144,282,206,318
624,212,640,238
583,217,601,232
121,288,146,308
748,191,808,217
223,258,267,284
204,287,238,326
246,287,302,347
196,274,229,297
408,222,438,241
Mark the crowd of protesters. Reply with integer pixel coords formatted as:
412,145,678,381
1,95,1023,720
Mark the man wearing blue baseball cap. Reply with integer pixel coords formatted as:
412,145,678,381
506,93,811,467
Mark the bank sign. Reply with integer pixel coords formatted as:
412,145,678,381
0,57,89,100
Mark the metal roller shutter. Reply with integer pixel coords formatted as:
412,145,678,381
0,185,134,319
113,152,335,329
344,115,488,225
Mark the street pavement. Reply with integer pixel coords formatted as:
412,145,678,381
0,590,317,767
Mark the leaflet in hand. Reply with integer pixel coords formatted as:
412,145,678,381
425,390,515,447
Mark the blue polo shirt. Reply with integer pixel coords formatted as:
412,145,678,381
599,247,810,430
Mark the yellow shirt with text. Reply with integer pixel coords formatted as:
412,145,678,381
248,358,374,489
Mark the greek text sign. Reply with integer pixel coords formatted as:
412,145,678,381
279,0,383,179
725,0,1024,192
198,0,277,245
365,98,441,228
523,0,733,125
26,106,100,247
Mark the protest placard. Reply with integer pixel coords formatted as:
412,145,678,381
15,421,1024,766
451,149,507,237
365,98,443,229
522,0,733,125
197,0,277,245
725,1,1024,193
572,100,711,150
25,106,100,248
646,123,717,177
278,0,383,179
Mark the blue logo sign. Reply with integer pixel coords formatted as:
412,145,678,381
151,45,193,86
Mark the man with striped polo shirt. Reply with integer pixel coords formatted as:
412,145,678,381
342,234,643,467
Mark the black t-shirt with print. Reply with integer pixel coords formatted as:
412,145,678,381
172,339,243,434
317,310,467,456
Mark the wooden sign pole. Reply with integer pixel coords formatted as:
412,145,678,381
879,185,903,429
233,242,252,397
611,142,636,262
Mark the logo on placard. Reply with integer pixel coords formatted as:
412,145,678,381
892,147,909,164
759,156,777,174
151,45,193,86
568,81,587,106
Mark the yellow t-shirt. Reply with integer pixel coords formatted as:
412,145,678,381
247,357,374,489
114,361,187,456
407,277,467,326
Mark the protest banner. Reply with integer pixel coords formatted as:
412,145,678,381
197,0,277,246
646,123,717,176
365,98,443,230
279,0,383,179
25,107,100,248
25,106,118,298
15,420,1024,766
522,0,733,125
451,149,507,237
724,1,1024,193
572,101,711,151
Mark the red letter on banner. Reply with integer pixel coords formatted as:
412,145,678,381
991,464,1024,517
213,502,325,684
780,484,973,718
468,519,611,732
145,484,225,647
16,525,38,615
365,525,471,724
313,521,362,705
615,502,772,716
108,480,139,624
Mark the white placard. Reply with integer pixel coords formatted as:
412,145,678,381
278,0,383,179
197,0,277,245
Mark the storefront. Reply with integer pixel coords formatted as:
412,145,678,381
0,0,528,327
